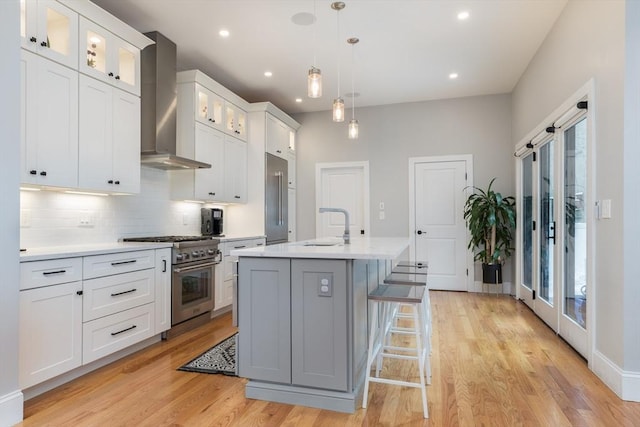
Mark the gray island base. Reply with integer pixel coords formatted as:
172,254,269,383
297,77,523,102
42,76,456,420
232,237,410,413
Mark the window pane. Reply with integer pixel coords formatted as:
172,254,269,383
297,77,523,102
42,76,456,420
564,118,587,328
539,141,554,304
522,153,533,290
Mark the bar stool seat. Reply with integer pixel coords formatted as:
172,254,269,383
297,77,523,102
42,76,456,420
396,260,428,268
392,262,428,275
363,283,429,418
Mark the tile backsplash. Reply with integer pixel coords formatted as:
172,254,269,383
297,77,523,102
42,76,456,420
20,167,222,248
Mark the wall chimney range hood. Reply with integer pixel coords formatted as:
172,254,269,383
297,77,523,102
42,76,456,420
140,31,210,170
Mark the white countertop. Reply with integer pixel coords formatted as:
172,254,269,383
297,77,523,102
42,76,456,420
230,237,410,260
219,235,265,243
20,242,174,262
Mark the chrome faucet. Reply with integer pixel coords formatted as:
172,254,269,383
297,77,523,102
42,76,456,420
318,207,350,244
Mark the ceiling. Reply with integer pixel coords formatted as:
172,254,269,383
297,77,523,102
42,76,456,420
92,0,568,116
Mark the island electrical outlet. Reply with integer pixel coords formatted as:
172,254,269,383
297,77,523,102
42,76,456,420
318,275,332,297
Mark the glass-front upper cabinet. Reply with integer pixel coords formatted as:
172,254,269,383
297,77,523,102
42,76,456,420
225,102,247,141
21,0,78,69
79,17,140,95
195,84,224,131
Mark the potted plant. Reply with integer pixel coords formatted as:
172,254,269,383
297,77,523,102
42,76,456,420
463,178,516,284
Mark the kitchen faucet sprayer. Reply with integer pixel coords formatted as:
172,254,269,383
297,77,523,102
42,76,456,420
318,208,350,244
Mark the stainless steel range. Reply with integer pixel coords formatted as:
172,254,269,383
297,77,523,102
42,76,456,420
123,236,221,329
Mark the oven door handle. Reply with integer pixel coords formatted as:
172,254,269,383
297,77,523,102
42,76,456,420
173,261,219,274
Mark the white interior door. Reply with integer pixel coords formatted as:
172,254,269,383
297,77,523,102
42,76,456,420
411,157,470,291
316,162,369,239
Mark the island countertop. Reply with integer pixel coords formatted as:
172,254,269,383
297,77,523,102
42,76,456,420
230,237,409,260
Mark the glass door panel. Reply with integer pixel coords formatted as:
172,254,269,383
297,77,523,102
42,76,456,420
86,30,107,73
563,118,587,329
45,7,71,57
522,153,534,291
118,47,136,87
539,141,555,305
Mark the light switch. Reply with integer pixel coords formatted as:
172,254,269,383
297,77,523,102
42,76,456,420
379,202,385,210
601,199,612,219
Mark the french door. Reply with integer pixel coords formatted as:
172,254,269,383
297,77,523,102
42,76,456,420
517,107,589,358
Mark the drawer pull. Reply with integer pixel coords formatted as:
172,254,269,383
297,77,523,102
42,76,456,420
42,270,66,276
111,325,137,336
234,245,246,249
111,259,137,266
110,288,137,297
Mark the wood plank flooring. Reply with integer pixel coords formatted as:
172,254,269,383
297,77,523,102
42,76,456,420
19,292,640,426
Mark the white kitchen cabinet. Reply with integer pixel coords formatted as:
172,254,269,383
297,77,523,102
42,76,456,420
79,17,140,95
224,137,248,203
288,189,296,242
78,75,141,193
287,151,296,189
194,124,225,201
21,50,78,188
194,83,224,131
82,249,155,279
20,0,78,69
266,114,290,159
215,237,265,311
154,248,171,334
225,101,247,141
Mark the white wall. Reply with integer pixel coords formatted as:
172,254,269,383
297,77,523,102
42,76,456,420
511,0,626,371
293,94,513,282
19,167,230,248
1,0,23,424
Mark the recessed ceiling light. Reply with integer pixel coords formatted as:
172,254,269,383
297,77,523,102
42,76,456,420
295,98,303,103
219,29,230,38
264,71,273,77
457,11,470,20
449,72,459,79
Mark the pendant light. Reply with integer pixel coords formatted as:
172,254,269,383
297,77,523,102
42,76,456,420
331,2,345,122
307,1,322,98
347,37,359,139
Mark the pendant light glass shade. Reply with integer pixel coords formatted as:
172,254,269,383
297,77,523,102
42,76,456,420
308,66,322,98
333,97,345,122
348,118,359,139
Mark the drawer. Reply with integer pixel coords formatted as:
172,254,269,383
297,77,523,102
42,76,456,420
20,258,83,290
82,303,155,364
83,250,154,279
83,269,155,321
223,238,265,256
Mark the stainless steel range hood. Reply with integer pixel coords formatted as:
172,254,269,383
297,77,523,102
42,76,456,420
140,31,210,170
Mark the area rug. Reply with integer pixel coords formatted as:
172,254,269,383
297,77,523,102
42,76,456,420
178,333,237,376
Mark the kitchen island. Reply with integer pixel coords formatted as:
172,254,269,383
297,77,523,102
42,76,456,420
231,237,409,413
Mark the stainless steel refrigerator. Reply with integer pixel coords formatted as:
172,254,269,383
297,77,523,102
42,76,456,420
265,153,288,244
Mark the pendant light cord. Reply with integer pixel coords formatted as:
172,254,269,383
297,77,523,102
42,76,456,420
351,41,355,119
336,9,341,97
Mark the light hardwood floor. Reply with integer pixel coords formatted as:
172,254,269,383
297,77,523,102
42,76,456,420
19,292,640,426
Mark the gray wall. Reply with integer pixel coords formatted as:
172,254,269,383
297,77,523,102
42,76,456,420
293,94,513,277
0,0,22,424
511,1,626,367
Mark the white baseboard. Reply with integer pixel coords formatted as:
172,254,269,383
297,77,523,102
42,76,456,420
471,280,513,295
0,389,23,427
592,349,640,401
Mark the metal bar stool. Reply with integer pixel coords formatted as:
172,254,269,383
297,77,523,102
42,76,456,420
395,260,428,268
392,261,429,275
363,283,429,418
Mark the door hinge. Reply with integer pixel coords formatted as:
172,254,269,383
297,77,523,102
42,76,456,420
532,289,536,300
532,220,536,231
533,152,537,162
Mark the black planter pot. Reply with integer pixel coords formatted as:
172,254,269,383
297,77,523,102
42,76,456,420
482,263,503,284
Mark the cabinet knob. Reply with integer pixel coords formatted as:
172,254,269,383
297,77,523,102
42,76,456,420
108,72,114,77
40,41,47,47
108,180,114,184
209,192,215,196
234,195,240,199
276,149,281,153
209,118,216,123
29,36,36,43
115,75,120,80
39,171,47,176
76,290,83,296
114,180,120,185
416,230,424,235
30,170,37,175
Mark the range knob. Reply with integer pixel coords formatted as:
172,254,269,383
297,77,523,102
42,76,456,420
175,254,184,261
199,250,206,257
207,249,215,255
192,251,199,257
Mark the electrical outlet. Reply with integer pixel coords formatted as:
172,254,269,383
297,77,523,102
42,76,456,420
20,209,31,227
379,202,385,210
318,276,332,297
379,211,385,220
78,211,95,227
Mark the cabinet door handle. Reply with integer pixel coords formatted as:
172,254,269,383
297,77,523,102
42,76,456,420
114,180,120,185
234,195,240,199
108,180,114,184
276,149,282,153
108,72,114,77
40,171,47,176
111,325,137,336
209,118,216,123
234,245,246,249
162,259,167,273
42,269,66,276
30,170,37,175
110,288,137,297
111,259,137,266
76,290,83,296
115,75,120,80
209,192,215,196
416,230,423,235
40,41,48,47
29,36,36,43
